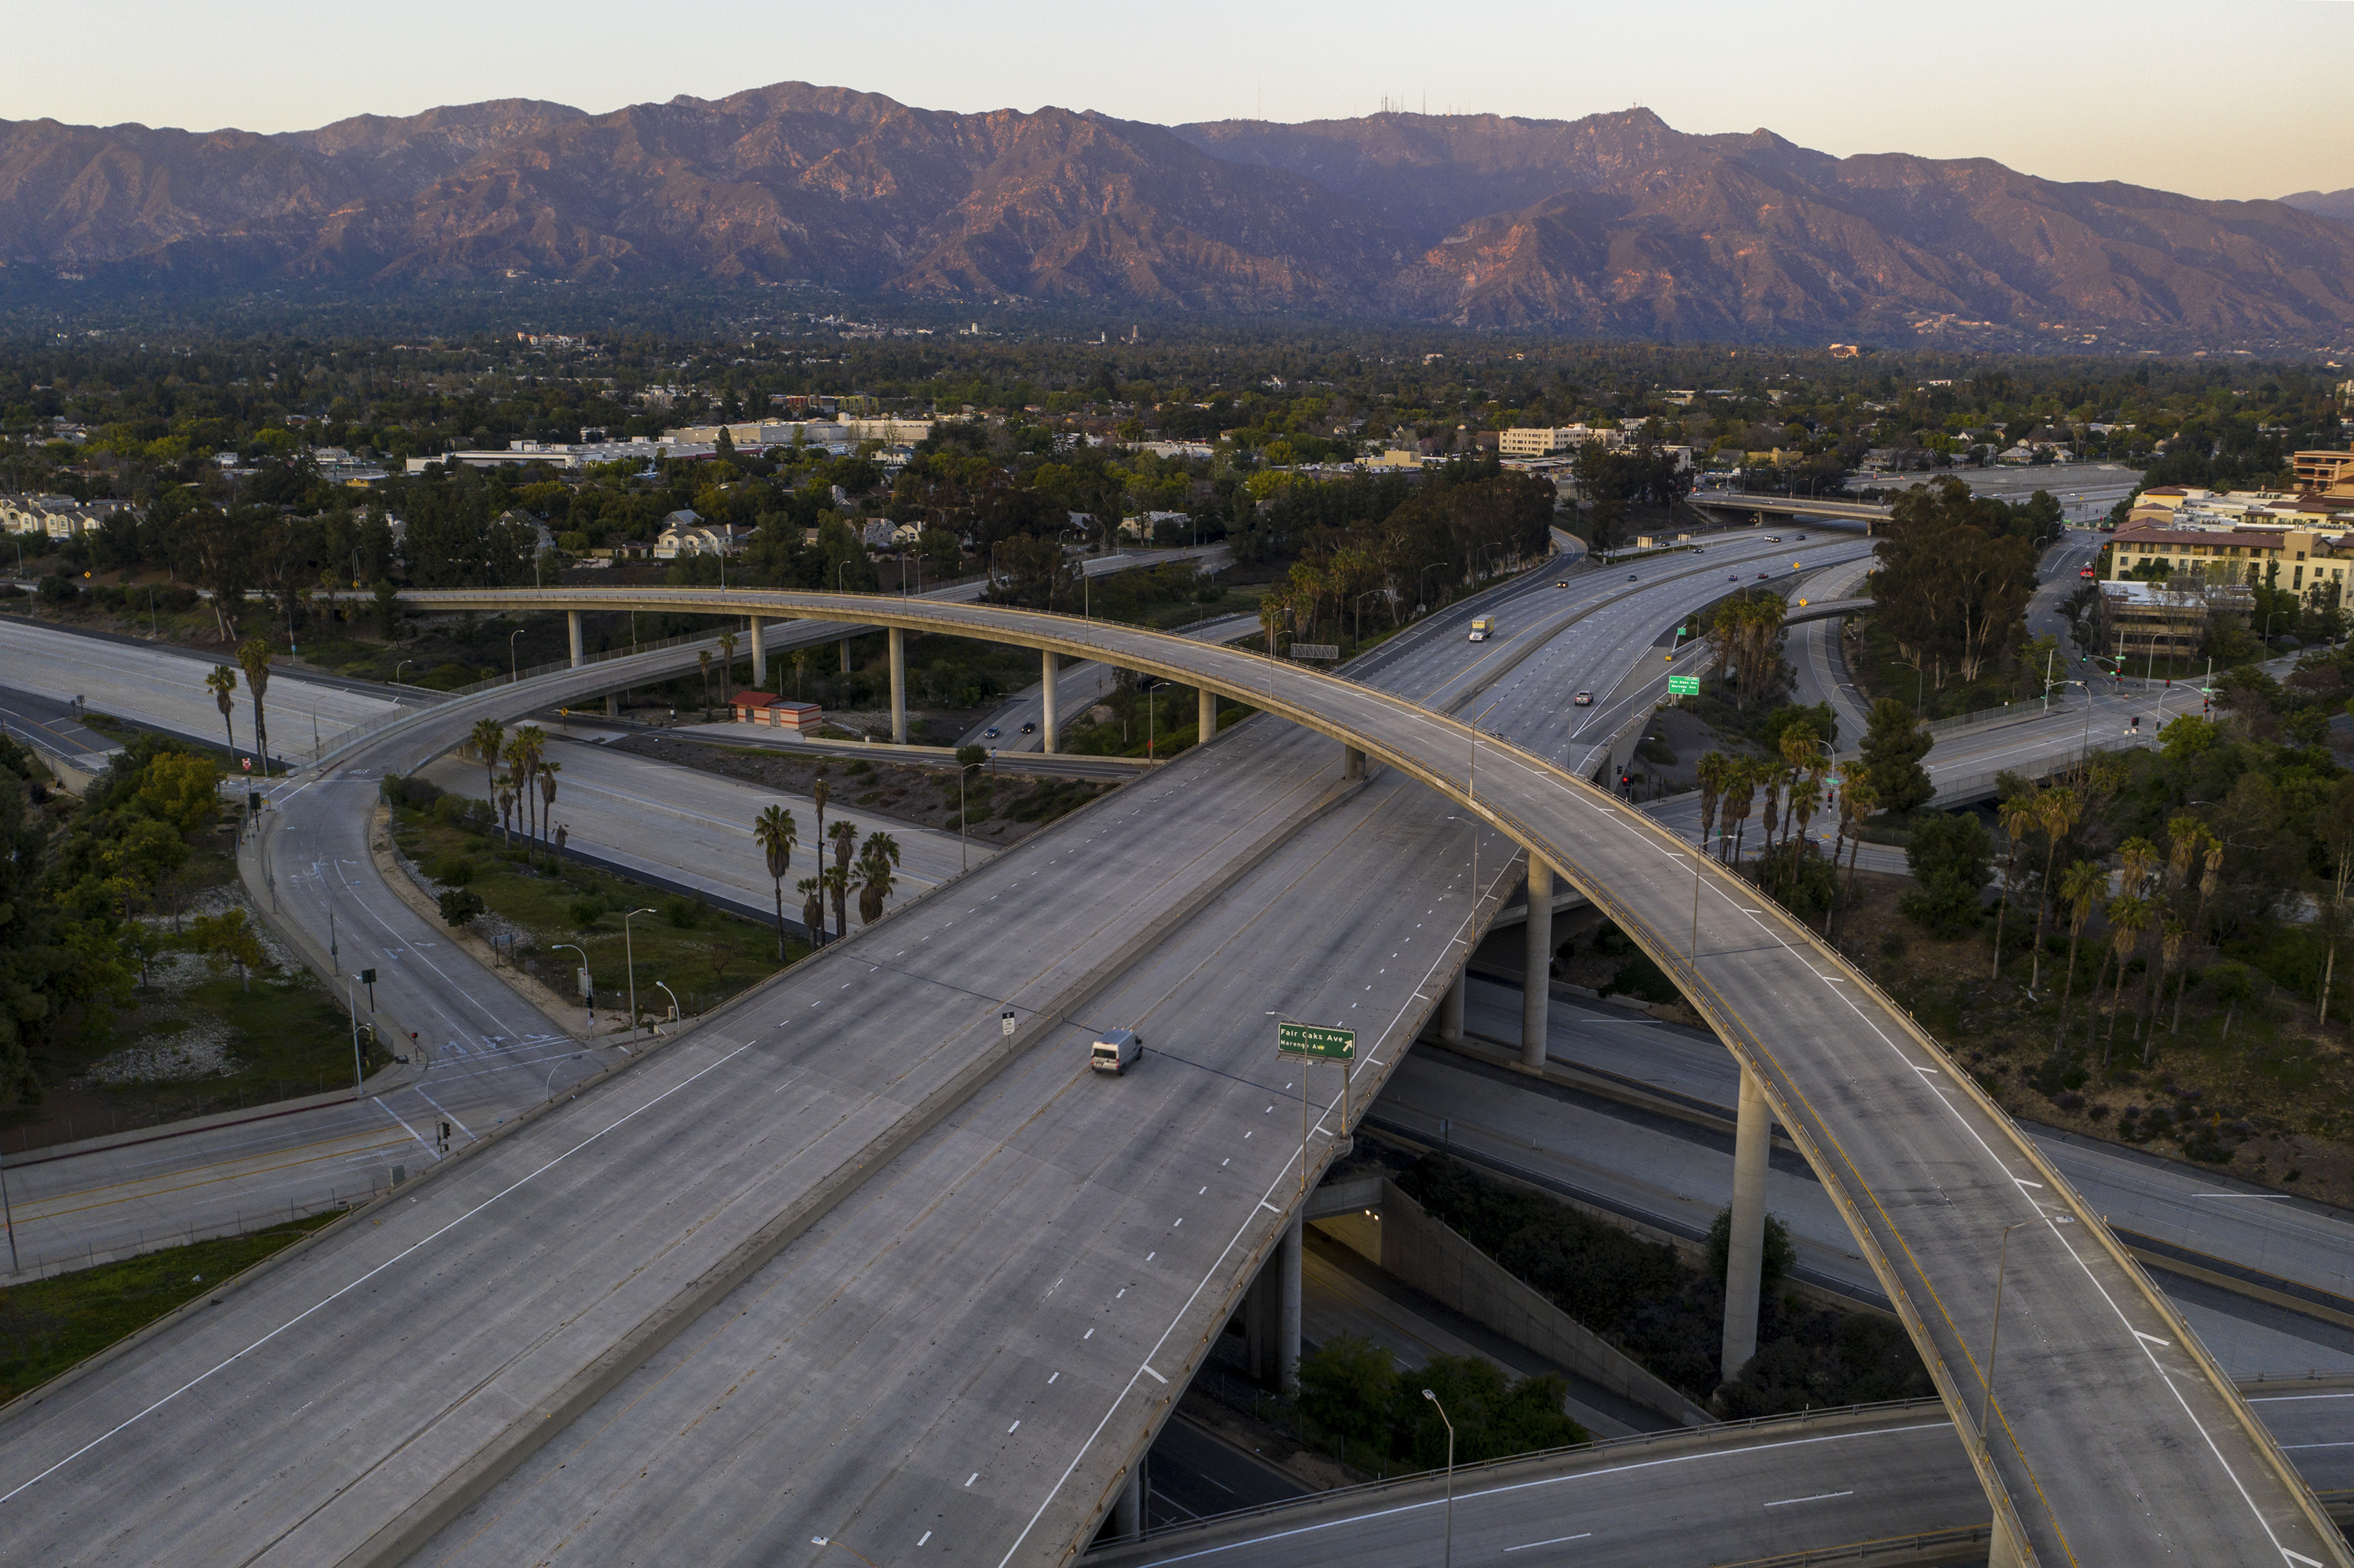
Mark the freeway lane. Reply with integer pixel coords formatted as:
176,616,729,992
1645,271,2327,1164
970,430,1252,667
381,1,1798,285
378,582,2336,1564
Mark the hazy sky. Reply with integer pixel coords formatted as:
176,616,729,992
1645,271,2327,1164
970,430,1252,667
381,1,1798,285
6,0,2348,201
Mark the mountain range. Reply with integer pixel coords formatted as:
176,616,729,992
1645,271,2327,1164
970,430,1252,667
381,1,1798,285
3,81,2351,346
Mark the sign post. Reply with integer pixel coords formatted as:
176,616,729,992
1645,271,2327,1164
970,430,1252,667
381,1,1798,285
1276,1022,1357,1193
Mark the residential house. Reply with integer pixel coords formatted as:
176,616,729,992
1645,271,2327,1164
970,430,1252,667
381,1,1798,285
654,511,751,558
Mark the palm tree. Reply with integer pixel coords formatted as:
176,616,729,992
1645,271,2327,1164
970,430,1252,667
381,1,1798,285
2144,920,2186,1064
856,832,901,925
1696,752,1727,855
1990,793,2038,979
821,862,851,943
1825,783,1856,936
505,730,543,866
206,664,239,762
717,629,738,706
469,719,506,803
754,804,798,959
2027,789,2082,993
235,637,273,775
497,783,516,846
1724,759,1758,863
698,648,714,719
797,875,826,945
812,777,833,852
2174,831,2224,1029
2052,859,2107,1060
537,759,562,863
2101,895,2152,1064
1835,777,1878,925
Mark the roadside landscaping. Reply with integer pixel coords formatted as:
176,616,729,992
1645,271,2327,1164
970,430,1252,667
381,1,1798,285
0,1214,336,1404
383,776,804,1022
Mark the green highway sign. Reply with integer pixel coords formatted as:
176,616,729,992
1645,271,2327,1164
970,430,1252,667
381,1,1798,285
1277,1021,1356,1060
1667,674,1701,697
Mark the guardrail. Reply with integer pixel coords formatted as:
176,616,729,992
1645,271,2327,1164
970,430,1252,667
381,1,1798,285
1080,1401,1952,1558
1715,1526,1994,1568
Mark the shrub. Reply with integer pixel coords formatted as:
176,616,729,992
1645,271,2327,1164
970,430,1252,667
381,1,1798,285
430,793,492,832
568,896,605,929
1296,1333,1398,1450
1899,810,1991,937
381,774,444,810
437,888,486,927
662,893,704,929
429,855,475,887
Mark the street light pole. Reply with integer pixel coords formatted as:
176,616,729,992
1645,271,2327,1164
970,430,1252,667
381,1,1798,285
1422,1388,1455,1568
654,980,681,1033
1979,1220,2032,1444
552,941,592,1033
509,627,524,684
347,979,365,1099
624,908,655,1036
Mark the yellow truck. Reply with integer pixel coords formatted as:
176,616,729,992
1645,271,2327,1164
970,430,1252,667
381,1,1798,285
1468,616,1496,642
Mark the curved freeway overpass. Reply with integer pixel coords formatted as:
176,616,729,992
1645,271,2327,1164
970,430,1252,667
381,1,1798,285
374,586,2340,1568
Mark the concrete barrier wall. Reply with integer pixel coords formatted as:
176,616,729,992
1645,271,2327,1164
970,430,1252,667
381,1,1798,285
1366,1178,1714,1428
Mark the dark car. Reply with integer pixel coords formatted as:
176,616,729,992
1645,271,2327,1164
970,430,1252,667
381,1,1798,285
1626,572,1640,581
1757,572,1772,580
1020,720,1037,734
984,726,1001,739
1554,579,1569,588
1728,574,1741,582
1794,533,1807,541
1573,690,1593,706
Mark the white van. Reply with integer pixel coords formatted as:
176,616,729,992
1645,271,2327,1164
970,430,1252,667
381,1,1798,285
1090,1029,1143,1074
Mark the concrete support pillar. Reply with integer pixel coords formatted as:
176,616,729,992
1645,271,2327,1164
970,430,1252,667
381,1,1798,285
1198,687,1217,742
1720,1064,1775,1380
1277,1206,1303,1395
1521,859,1553,1071
604,694,619,717
1439,969,1466,1046
749,617,767,688
1041,650,1059,754
888,627,907,744
839,637,850,674
566,611,584,670
1112,1460,1143,1542
1244,1265,1269,1381
1343,744,1366,781
1987,1512,2028,1568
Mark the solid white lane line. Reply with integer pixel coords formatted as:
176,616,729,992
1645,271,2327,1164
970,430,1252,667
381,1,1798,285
0,1040,756,1505
1764,1490,1854,1507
